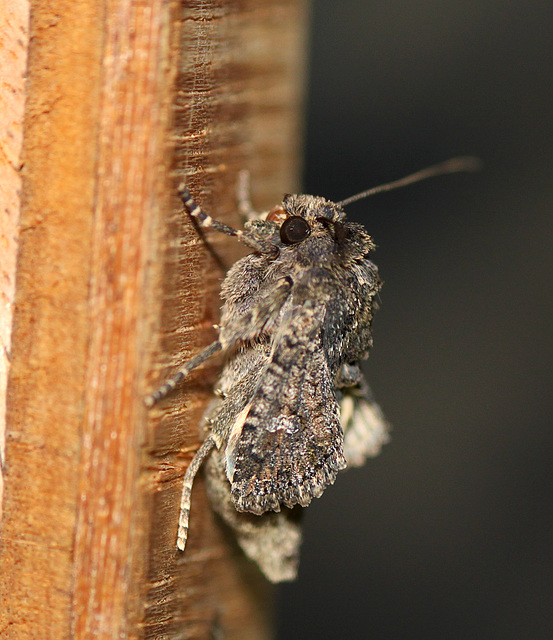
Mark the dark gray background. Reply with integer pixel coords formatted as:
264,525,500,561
277,1,553,638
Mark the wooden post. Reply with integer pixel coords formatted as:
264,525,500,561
0,0,308,638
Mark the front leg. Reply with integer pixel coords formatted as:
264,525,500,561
178,185,277,256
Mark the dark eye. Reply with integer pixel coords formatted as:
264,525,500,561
280,216,311,244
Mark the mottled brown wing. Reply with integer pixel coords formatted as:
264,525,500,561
225,299,347,515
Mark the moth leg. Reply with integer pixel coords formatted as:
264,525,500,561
144,340,222,407
236,169,257,221
177,435,216,551
178,184,277,256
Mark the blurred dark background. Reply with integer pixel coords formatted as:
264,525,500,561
277,1,553,638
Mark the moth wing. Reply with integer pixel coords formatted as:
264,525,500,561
340,378,390,467
225,299,347,515
205,446,302,583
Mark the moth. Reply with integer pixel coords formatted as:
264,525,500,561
146,157,479,582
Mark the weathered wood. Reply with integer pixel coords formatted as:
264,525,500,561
0,0,104,637
0,0,29,524
0,0,308,638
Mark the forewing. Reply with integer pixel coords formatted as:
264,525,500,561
205,446,302,583
225,297,347,515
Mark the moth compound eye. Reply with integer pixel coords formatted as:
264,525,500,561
280,216,311,245
266,205,288,224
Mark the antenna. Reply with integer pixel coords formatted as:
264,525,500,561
337,156,481,208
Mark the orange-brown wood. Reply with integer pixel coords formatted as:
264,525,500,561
0,0,104,636
0,1,308,638
0,0,29,523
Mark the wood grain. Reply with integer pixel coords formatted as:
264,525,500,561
0,0,29,523
0,1,308,638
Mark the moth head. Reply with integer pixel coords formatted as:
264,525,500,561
264,195,348,246
280,194,345,224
